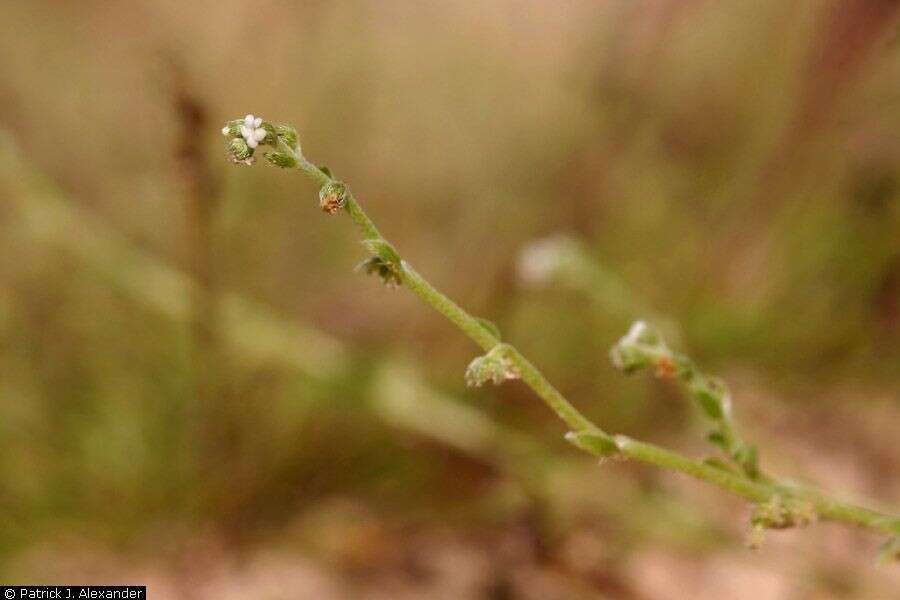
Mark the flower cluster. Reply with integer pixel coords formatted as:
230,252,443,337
238,115,267,148
221,114,297,166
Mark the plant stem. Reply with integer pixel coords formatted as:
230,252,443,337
504,346,596,433
292,158,900,539
399,261,499,352
616,436,899,535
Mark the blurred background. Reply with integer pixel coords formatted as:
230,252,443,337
1,0,899,597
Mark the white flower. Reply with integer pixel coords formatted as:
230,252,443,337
239,114,267,149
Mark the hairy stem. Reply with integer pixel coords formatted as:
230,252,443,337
289,153,900,540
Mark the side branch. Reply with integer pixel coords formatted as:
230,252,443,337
308,158,900,539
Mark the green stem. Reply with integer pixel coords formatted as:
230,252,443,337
399,262,499,352
615,436,771,501
504,346,596,432
292,155,900,540
616,436,900,535
344,194,382,241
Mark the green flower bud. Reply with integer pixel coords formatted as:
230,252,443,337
690,375,733,420
276,124,300,151
609,343,653,374
264,151,298,169
690,378,726,419
228,137,254,165
260,122,278,146
221,120,242,137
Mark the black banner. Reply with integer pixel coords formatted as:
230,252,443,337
0,588,146,600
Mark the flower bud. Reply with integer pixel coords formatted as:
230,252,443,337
465,344,519,387
260,122,278,146
689,377,727,419
320,181,348,214
276,124,300,151
228,137,254,165
609,344,653,374
264,151,298,169
221,120,242,137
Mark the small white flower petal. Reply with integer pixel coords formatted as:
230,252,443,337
253,128,267,141
253,117,262,128
240,126,252,139
244,114,255,127
221,126,230,136
247,138,258,149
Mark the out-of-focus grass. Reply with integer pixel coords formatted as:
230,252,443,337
0,0,898,596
